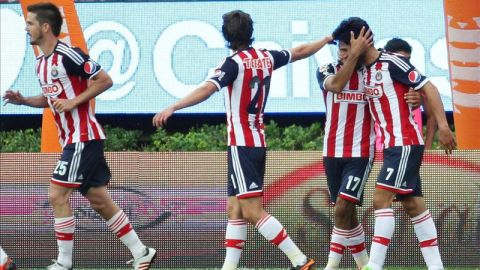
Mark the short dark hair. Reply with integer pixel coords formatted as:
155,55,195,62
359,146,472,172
332,17,371,45
27,2,62,37
222,10,254,51
384,38,412,54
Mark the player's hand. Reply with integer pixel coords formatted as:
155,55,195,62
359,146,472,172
153,107,175,128
349,26,373,58
437,127,456,155
404,88,422,109
53,98,76,113
2,90,25,106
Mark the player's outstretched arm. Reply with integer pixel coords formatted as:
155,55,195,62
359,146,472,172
324,27,372,93
290,35,332,63
2,90,48,108
153,81,217,128
421,81,456,154
52,70,112,113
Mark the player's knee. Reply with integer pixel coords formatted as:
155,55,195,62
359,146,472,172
372,196,392,210
401,197,426,217
48,190,69,207
334,199,355,217
88,197,108,213
226,200,242,219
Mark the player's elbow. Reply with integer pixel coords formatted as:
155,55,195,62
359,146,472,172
103,75,113,90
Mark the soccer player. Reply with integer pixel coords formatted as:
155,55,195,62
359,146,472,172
317,28,422,270
0,247,17,270
2,3,155,270
329,17,456,270
316,27,374,270
384,38,437,149
153,10,331,270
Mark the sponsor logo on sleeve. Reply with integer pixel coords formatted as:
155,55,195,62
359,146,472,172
408,70,422,83
212,69,225,81
83,60,98,75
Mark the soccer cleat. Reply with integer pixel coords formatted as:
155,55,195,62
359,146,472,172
291,258,316,270
2,258,17,270
47,260,72,270
127,247,157,270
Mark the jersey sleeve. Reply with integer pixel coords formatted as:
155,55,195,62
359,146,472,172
387,55,428,90
268,49,291,70
316,63,336,91
62,47,102,80
206,58,238,91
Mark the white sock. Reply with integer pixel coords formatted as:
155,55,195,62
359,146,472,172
54,216,75,268
106,210,146,259
222,219,247,270
412,210,444,270
347,224,369,268
325,227,347,269
256,214,307,267
367,208,394,269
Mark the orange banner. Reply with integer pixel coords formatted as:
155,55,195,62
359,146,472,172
444,0,480,149
20,0,88,152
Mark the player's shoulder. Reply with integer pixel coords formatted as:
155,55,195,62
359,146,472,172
379,51,411,71
55,41,87,65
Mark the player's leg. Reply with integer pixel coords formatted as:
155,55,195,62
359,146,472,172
402,196,443,270
239,197,314,269
79,140,155,269
327,157,371,269
348,208,369,268
48,143,81,270
230,146,313,269
48,183,75,270
363,188,395,270
364,145,423,270
323,157,348,270
222,195,247,270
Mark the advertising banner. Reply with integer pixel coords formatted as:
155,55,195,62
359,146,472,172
1,151,478,267
1,0,453,115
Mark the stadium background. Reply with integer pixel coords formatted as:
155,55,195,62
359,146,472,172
0,0,479,268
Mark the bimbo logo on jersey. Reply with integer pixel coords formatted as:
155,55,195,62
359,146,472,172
42,83,62,97
364,85,383,98
334,90,367,104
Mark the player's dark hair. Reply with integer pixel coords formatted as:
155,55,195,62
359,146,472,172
222,10,254,51
384,38,412,55
332,17,371,45
27,2,62,37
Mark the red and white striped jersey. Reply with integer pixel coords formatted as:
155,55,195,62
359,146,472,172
36,41,105,147
208,47,290,147
317,62,375,158
363,51,427,149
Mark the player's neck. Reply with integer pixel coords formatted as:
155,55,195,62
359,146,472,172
363,47,381,67
39,36,58,57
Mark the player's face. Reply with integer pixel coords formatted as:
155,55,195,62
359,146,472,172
337,42,349,62
25,12,43,45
